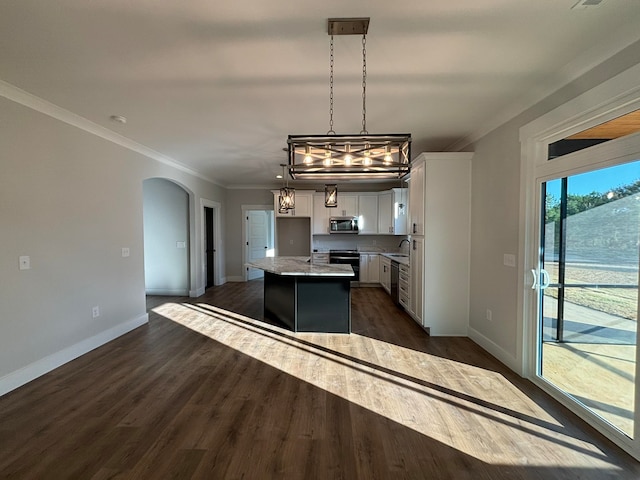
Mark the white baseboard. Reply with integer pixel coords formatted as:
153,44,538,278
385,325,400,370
467,326,522,375
190,286,206,297
226,276,245,282
145,288,189,296
0,313,149,397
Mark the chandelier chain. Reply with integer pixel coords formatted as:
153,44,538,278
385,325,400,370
361,34,367,135
328,35,335,135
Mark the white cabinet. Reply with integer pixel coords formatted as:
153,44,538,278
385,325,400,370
408,161,425,235
358,194,378,234
378,188,408,235
273,191,312,217
359,254,380,284
399,263,410,310
377,191,393,234
312,194,331,234
336,194,358,217
407,153,472,336
380,256,391,293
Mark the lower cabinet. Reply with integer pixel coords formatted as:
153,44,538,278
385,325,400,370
380,256,391,293
399,263,410,310
359,254,380,284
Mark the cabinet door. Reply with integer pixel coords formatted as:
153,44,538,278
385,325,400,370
359,254,368,282
337,194,358,217
312,195,330,234
368,254,380,283
392,188,408,235
358,194,378,234
409,237,424,326
293,193,312,217
380,258,391,292
274,192,312,217
377,191,393,234
408,161,425,235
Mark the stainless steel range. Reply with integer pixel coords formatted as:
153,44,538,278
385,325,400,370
329,250,360,282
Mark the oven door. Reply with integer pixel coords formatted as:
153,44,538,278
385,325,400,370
329,256,360,281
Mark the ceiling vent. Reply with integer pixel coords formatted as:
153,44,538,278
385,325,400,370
571,0,606,9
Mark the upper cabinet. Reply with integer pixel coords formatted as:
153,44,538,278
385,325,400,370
273,190,313,217
357,194,378,234
312,194,331,234
408,160,425,235
378,188,407,235
336,194,358,217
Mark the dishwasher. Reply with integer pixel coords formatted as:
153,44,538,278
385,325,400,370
390,260,400,305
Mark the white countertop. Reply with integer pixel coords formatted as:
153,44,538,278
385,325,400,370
379,252,410,266
247,256,354,277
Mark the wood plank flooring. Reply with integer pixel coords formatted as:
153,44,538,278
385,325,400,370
1,281,639,479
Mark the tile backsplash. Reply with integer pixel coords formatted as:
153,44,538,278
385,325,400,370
312,234,409,254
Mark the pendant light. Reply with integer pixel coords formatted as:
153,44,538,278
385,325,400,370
287,18,411,180
278,164,295,213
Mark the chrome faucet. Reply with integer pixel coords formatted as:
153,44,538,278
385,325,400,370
398,238,410,248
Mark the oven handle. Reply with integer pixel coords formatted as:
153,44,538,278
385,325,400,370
330,256,359,261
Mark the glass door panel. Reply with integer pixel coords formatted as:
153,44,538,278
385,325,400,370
539,161,640,438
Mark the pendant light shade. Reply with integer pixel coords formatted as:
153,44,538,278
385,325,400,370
325,184,338,207
278,164,295,212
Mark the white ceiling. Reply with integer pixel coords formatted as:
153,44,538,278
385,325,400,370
2,0,640,188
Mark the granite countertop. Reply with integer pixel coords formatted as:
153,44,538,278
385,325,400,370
247,256,354,277
379,252,410,266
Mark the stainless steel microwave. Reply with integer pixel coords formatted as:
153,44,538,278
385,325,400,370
329,216,359,234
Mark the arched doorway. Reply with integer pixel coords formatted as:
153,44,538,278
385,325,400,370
142,178,190,296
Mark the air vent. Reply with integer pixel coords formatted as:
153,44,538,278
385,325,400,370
571,0,606,9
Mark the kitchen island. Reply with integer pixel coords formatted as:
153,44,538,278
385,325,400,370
246,256,354,333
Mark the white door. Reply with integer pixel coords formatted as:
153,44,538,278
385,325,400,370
246,210,272,280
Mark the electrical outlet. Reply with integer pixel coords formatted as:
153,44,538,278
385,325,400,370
122,247,130,257
176,241,186,249
92,306,100,318
486,309,493,322
19,255,31,270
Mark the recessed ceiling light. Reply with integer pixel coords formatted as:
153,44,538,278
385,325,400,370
276,174,283,179
109,115,127,124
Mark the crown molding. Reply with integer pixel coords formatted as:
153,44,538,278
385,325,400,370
0,79,222,186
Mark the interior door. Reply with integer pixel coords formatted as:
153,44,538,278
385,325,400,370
536,161,639,438
204,206,214,288
247,210,273,280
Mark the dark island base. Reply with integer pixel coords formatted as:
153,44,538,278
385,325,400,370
263,271,351,333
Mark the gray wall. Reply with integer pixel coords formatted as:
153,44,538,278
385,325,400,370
277,217,311,256
0,97,225,393
468,39,640,369
143,178,190,295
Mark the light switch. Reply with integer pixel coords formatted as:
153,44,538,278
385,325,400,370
176,241,186,249
19,256,30,270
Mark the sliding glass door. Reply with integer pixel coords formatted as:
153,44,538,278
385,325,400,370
537,161,640,437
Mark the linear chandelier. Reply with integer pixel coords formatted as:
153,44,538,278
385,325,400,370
287,18,411,180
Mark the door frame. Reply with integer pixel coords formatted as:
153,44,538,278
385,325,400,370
241,204,274,282
200,199,222,289
519,62,640,459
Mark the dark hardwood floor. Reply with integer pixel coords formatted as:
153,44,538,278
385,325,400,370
1,280,639,479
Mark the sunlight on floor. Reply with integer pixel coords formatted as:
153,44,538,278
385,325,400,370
543,342,636,437
150,301,626,470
